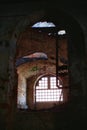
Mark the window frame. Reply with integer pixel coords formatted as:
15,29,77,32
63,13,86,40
34,74,64,104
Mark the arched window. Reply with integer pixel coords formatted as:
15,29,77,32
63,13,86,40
34,74,63,103
32,73,69,110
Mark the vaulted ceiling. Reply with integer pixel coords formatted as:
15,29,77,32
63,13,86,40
0,0,87,41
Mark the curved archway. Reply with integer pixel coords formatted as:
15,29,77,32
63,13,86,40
14,8,85,110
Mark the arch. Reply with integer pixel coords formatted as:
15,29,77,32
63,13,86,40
14,8,85,110
33,73,64,110
34,73,63,99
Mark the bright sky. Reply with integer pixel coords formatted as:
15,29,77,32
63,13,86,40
32,21,56,28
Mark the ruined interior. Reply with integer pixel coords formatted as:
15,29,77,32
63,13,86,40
0,0,87,130
16,26,69,110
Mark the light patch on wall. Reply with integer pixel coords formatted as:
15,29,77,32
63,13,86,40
17,75,28,109
16,52,48,67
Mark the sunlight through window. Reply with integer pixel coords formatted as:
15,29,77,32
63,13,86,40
35,76,63,102
58,30,66,35
32,21,56,28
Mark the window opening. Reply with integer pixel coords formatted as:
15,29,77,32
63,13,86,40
35,75,63,103
32,21,56,28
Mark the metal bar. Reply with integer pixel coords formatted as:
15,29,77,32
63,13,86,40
56,35,59,88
